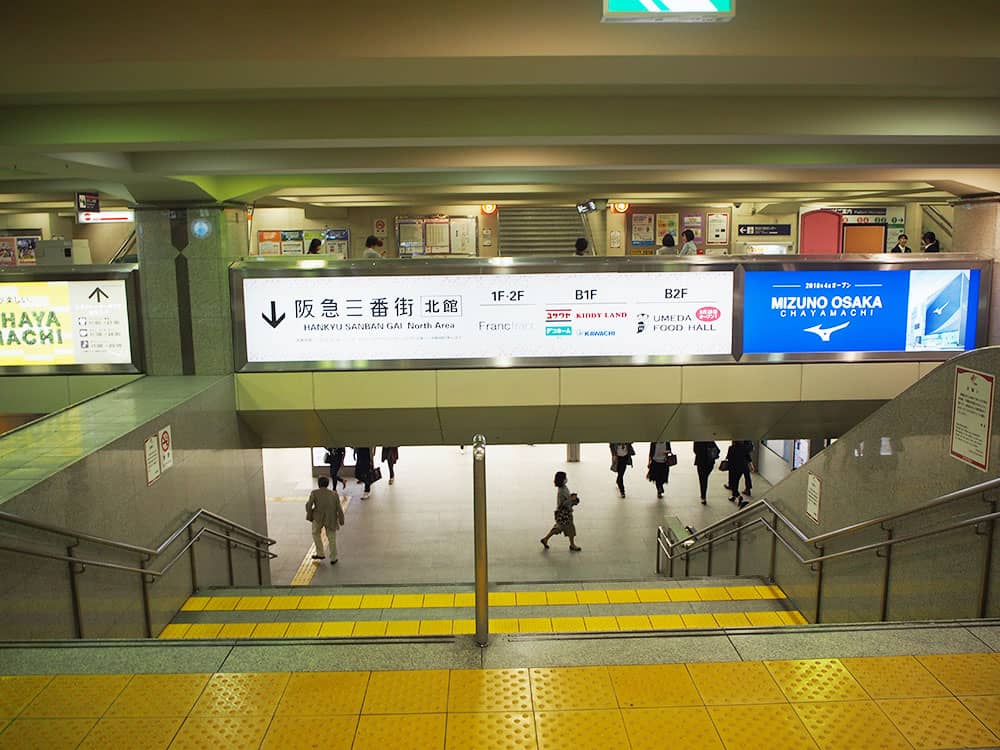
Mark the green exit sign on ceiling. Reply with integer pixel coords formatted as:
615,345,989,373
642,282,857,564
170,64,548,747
604,0,735,22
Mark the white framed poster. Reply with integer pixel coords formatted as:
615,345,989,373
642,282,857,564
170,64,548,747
450,217,477,255
806,472,821,524
707,212,730,245
950,366,994,472
656,213,679,245
144,434,161,486
631,213,655,246
424,220,451,254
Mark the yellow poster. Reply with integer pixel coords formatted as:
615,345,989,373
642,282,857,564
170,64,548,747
0,282,74,364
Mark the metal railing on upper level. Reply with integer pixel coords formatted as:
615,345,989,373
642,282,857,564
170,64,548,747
0,508,275,638
110,229,137,263
657,477,1000,624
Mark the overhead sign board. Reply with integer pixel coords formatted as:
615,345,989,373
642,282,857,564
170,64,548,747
604,0,735,22
0,277,138,371
742,269,981,355
239,270,735,368
738,224,791,237
77,210,135,224
76,192,100,212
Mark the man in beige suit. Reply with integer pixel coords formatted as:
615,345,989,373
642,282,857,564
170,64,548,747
306,476,346,564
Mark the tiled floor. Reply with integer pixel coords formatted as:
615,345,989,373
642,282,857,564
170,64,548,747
1,653,998,749
263,443,771,586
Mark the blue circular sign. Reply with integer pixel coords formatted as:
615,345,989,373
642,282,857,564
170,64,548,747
190,218,212,239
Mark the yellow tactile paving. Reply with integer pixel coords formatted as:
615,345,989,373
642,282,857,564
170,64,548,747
234,596,271,611
616,615,652,631
22,675,130,718
688,661,786,706
536,709,629,750
180,597,209,612
250,622,289,639
0,718,96,750
0,676,52,718
546,591,579,605
746,610,784,626
548,616,585,632
726,586,764,600
353,713,446,750
917,652,1000,695
518,618,553,633
961,695,1000,737
756,584,787,599
635,588,669,603
666,587,701,602
453,619,475,635
201,597,239,611
695,587,733,601
577,590,610,604
606,589,640,604
765,658,869,703
515,591,547,606
181,623,223,639
609,664,703,708
414,620,449,636
681,613,718,628
649,614,685,630
359,594,393,609
792,701,911,750
283,622,322,638
190,673,290,717
878,696,1000,749
297,595,332,609
77,716,182,750
169,715,270,750
714,612,752,628
454,593,475,608
362,670,450,714
289,546,320,587
584,615,620,632
218,623,255,638
352,621,388,637
776,610,808,625
385,620,421,636
329,595,364,609
448,669,533,713
709,703,819,750
423,594,455,608
265,596,301,611
261,715,357,750
158,623,191,639
275,672,370,716
318,621,355,638
530,667,618,711
390,594,424,609
622,706,725,750
488,592,517,607
446,711,536,750
490,618,519,634
106,674,209,717
840,655,950,700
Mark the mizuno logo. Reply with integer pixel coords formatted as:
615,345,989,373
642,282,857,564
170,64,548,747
933,301,949,316
804,322,850,342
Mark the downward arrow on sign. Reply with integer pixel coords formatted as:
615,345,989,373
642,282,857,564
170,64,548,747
262,301,286,329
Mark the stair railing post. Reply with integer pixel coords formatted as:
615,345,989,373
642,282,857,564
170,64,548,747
66,544,83,639
879,528,894,622
187,525,199,594
814,545,825,624
139,557,153,638
225,529,234,586
978,497,997,618
472,435,489,647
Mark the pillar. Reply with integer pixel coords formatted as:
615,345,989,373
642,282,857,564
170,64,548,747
136,206,248,375
952,198,1000,345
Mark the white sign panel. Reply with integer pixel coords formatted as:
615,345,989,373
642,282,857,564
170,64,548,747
0,280,132,367
806,472,821,524
242,271,734,365
77,210,135,224
950,366,994,472
144,434,161,486
158,425,174,472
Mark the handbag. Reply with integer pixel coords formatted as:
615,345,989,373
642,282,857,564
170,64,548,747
666,454,678,467
370,467,383,484
718,459,729,472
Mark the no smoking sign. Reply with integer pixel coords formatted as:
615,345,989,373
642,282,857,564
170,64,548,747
158,425,174,471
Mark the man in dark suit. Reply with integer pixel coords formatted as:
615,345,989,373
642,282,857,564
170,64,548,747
889,233,911,253
922,231,941,253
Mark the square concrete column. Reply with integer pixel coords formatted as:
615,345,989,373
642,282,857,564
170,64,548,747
952,200,1000,345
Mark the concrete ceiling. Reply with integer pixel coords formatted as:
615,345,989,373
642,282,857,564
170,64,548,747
1,0,998,211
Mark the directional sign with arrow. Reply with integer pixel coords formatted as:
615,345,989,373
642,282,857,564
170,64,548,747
262,301,285,329
88,287,109,302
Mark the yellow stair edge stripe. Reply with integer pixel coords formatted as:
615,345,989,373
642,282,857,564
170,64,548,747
159,611,808,639
183,585,790,612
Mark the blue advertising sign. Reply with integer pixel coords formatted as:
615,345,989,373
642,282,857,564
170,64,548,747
743,269,980,354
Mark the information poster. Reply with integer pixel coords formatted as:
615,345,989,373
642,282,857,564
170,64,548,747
806,473,821,524
325,229,350,259
631,213,655,246
656,213,679,245
742,269,980,354
144,434,161,486
16,237,38,265
682,213,704,241
0,237,15,266
398,220,425,254
950,367,994,472
258,231,281,256
280,230,304,255
424,220,450,254
450,218,477,255
303,230,324,253
242,270,734,366
0,280,133,366
707,212,729,245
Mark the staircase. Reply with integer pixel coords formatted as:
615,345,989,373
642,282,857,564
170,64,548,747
159,577,805,640
498,207,587,255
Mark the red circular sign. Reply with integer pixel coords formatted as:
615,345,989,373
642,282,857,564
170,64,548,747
696,306,722,322
160,432,170,452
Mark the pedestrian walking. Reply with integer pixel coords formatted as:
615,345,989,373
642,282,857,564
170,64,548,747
381,446,399,484
354,446,374,499
305,476,345,564
693,441,720,504
724,441,752,508
609,442,635,498
325,447,347,497
647,441,674,499
540,471,581,551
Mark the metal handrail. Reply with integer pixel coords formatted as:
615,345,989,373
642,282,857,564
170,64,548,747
110,229,137,263
0,507,276,639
